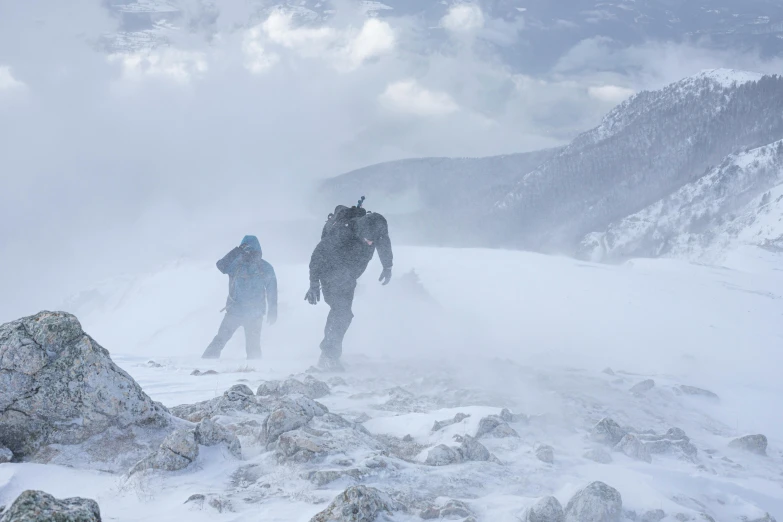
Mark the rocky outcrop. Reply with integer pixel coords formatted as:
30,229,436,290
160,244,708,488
257,376,330,400
0,490,101,522
309,486,395,522
637,428,697,460
421,500,475,520
425,444,462,466
615,434,652,463
630,380,655,394
0,445,12,464
432,413,470,432
536,444,555,464
591,418,628,447
524,496,565,522
476,415,519,438
425,435,493,466
170,384,270,423
564,481,622,522
260,395,328,447
194,418,242,458
677,386,719,401
729,434,768,456
0,312,170,471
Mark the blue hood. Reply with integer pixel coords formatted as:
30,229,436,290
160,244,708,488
241,235,262,255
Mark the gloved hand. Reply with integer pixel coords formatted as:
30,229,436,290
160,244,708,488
305,282,321,305
378,267,392,285
267,310,277,325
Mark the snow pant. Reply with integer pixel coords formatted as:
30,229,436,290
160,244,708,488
320,278,356,359
202,312,263,359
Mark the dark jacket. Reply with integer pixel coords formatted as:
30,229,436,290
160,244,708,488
309,215,393,285
218,235,278,317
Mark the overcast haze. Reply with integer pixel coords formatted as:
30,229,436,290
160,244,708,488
2,0,783,321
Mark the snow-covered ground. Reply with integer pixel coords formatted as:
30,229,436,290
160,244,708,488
1,246,781,521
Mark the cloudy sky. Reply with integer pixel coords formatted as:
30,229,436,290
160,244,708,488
1,0,782,321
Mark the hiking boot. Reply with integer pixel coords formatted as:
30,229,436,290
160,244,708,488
317,353,345,372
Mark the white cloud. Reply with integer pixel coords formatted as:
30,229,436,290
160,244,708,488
588,85,636,103
380,80,459,116
0,66,25,92
441,3,485,33
342,18,396,70
262,9,336,54
108,49,209,84
243,26,280,74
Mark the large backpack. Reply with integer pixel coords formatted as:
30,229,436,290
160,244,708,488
321,196,368,239
230,257,266,305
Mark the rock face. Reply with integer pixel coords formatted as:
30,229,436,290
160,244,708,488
637,428,697,460
536,444,555,464
432,413,470,432
170,384,269,423
425,444,462,466
630,380,655,394
0,312,170,469
424,435,492,466
678,385,719,401
309,486,393,522
257,376,331,400
476,415,519,438
729,434,768,456
0,445,12,464
591,418,628,447
194,418,242,458
131,428,199,473
524,496,565,522
261,395,328,447
615,434,652,463
0,490,101,522
564,481,622,522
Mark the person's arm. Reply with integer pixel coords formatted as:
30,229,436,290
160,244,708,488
265,262,278,322
376,234,393,285
216,246,243,274
305,239,330,304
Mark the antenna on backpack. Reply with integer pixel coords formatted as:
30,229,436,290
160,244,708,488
357,196,365,209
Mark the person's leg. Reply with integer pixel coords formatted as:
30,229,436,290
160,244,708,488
243,316,263,360
202,313,242,359
320,279,356,361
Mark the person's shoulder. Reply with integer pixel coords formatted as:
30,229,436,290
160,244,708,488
260,259,276,271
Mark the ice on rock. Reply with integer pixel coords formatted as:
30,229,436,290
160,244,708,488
170,383,270,422
564,481,623,522
614,434,652,463
638,428,697,459
0,445,12,464
425,444,462,466
194,418,242,458
475,414,519,438
523,496,565,522
130,428,199,473
729,434,768,456
590,418,628,446
422,499,475,520
257,375,331,400
0,490,102,522
460,435,491,462
309,485,395,522
536,444,555,464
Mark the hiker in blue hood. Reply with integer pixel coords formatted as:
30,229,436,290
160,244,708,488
202,235,278,360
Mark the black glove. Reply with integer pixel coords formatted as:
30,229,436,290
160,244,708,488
379,267,392,285
305,282,320,305
267,310,277,325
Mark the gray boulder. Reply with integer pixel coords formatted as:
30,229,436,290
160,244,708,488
476,415,519,438
640,509,665,522
614,434,652,463
583,447,612,464
459,435,491,462
729,434,768,456
564,481,622,522
638,428,697,460
170,384,269,423
536,444,555,464
591,418,628,447
260,395,328,447
422,500,474,520
425,444,462,466
306,469,365,487
257,376,330,400
432,412,470,432
310,485,393,522
0,445,12,464
524,496,565,522
630,380,655,394
195,418,242,458
131,428,198,473
0,490,101,522
0,312,170,470
678,386,719,401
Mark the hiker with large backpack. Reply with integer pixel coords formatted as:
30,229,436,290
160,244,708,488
305,197,393,371
202,235,278,360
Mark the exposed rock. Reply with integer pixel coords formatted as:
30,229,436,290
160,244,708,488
130,428,198,474
640,509,666,522
432,413,470,432
436,500,474,519
630,379,655,394
638,428,697,460
194,418,241,458
678,385,719,401
0,490,101,522
261,395,328,447
615,434,652,463
191,369,219,376
744,514,777,522
328,377,348,387
0,312,171,471
184,493,234,513
306,469,365,487
0,445,12,464
309,485,393,522
583,447,612,464
602,368,615,376
425,444,462,466
475,415,519,439
170,384,270,423
374,434,427,463
459,435,491,462
500,408,528,423
536,444,555,464
591,418,628,447
524,496,565,522
275,413,381,464
257,376,331,400
146,360,163,368
564,481,622,522
729,434,768,456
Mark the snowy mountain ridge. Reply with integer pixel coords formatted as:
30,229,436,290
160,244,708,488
578,139,783,263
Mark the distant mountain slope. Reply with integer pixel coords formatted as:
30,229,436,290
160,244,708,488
493,69,783,252
319,148,559,245
578,140,783,262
